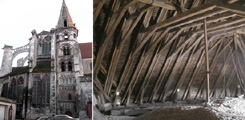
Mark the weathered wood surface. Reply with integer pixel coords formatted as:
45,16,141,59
94,0,245,105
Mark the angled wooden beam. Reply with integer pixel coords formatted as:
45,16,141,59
93,0,106,24
145,29,170,56
131,6,171,56
94,1,138,77
174,11,236,33
142,3,217,32
149,37,178,102
182,50,205,100
121,50,147,105
195,37,233,99
219,68,235,98
231,53,245,93
104,7,149,95
182,17,245,36
192,0,202,8
105,0,122,34
217,2,245,15
170,45,197,100
210,50,232,97
185,37,222,100
158,29,184,54
139,0,177,10
149,59,171,102
169,33,200,58
135,43,162,104
159,49,184,102
94,77,111,102
100,64,107,75
121,7,171,104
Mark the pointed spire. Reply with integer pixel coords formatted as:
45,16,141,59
57,0,75,28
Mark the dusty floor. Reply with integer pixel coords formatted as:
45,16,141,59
94,96,245,120
135,107,219,120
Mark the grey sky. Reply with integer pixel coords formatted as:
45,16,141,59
0,0,92,67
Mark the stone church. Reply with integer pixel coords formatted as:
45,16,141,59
0,1,92,119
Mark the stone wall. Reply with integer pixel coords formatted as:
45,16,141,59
82,58,92,75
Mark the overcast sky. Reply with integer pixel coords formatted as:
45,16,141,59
0,0,92,67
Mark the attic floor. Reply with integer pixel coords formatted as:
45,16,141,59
95,96,245,120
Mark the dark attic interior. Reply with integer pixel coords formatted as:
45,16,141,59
93,0,245,119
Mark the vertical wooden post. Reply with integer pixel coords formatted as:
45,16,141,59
204,18,210,105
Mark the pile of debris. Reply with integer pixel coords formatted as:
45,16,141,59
208,95,245,119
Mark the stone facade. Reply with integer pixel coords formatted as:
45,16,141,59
0,1,92,119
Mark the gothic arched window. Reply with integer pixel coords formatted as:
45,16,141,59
42,75,50,107
1,83,9,98
10,78,17,99
63,46,70,56
68,61,72,71
17,77,24,104
32,75,50,108
61,62,66,72
42,42,51,55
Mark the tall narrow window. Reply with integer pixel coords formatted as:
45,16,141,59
42,43,44,54
56,35,59,40
90,63,92,71
63,46,70,55
32,75,50,108
64,19,67,27
68,94,72,100
61,62,66,72
67,47,70,55
44,42,47,54
68,62,72,71
48,42,51,54
11,78,17,99
1,83,9,98
63,47,66,55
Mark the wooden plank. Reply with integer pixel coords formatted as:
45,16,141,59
182,17,245,36
145,29,170,56
121,51,147,105
100,64,107,75
149,37,178,102
217,2,245,15
219,68,235,98
182,50,205,100
183,37,223,100
231,53,245,93
195,37,233,99
104,7,150,95
139,0,177,10
204,18,210,104
210,50,232,97
142,3,217,32
170,45,197,100
173,11,236,33
94,77,111,102
159,49,184,102
150,59,171,102
169,34,200,58
94,1,138,77
135,43,162,104
93,1,105,24
165,9,227,32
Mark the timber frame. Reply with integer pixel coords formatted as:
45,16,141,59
93,0,245,105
